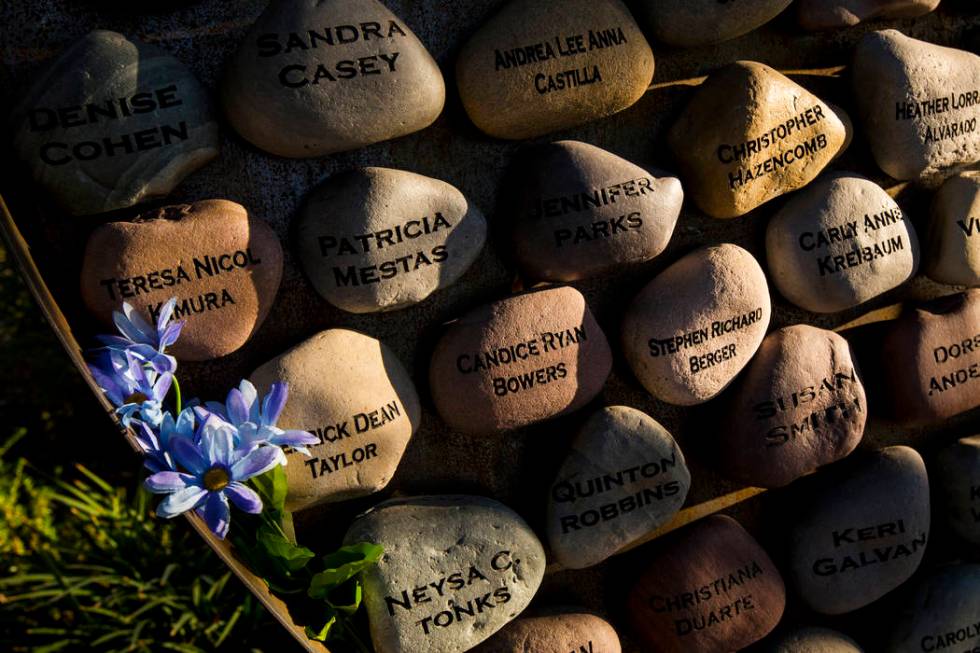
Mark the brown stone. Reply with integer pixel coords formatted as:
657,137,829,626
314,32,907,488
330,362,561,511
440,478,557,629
722,325,867,488
668,61,849,219
636,0,792,47
250,329,420,512
925,173,980,287
935,435,980,545
456,0,654,140
222,0,445,158
798,0,940,31
428,286,612,434
508,140,683,282
80,200,283,361
471,613,621,653
880,290,980,424
622,244,772,405
627,515,786,653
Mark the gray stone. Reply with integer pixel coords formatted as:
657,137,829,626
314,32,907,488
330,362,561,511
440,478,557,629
926,172,980,287
509,141,682,282
768,627,863,652
343,495,546,653
622,244,772,405
798,0,940,31
766,172,919,313
722,325,867,488
636,0,792,47
456,0,654,140
222,0,445,158
935,435,980,545
546,406,690,570
471,612,621,653
250,329,420,512
887,564,980,653
11,30,219,216
789,446,930,615
296,167,487,313
853,30,980,182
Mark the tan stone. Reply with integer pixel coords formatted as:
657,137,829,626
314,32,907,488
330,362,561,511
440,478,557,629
80,200,282,361
926,173,980,287
222,0,445,158
668,61,849,219
456,0,654,140
472,613,621,653
429,286,612,434
622,244,771,405
250,329,420,512
636,0,792,47
798,0,940,30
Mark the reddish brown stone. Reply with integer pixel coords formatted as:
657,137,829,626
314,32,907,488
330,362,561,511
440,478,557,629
472,612,621,653
429,286,612,434
627,515,785,653
881,290,980,424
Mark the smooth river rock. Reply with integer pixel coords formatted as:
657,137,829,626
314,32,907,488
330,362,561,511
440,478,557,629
343,495,546,653
222,0,445,158
11,30,218,216
622,244,771,405
509,140,683,282
766,173,919,313
456,0,655,140
880,290,980,424
887,565,980,653
546,406,690,569
429,286,612,434
80,200,282,361
853,30,980,181
768,627,864,652
250,329,420,512
722,325,867,488
472,612,621,653
926,173,980,287
635,0,792,47
935,435,980,545
788,446,930,615
296,167,487,313
627,515,786,653
668,61,849,219
798,0,940,31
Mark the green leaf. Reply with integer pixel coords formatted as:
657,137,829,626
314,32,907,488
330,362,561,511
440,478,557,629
256,523,315,573
249,465,288,515
304,609,337,642
327,580,363,616
307,543,383,600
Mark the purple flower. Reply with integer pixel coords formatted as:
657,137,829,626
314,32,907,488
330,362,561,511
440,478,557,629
206,380,318,457
133,408,199,473
144,419,281,539
88,350,172,427
97,299,184,374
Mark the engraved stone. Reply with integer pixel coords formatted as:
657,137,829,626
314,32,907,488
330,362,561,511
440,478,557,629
880,290,980,424
765,173,919,313
455,0,654,140
935,435,980,545
853,30,980,181
11,30,219,216
627,515,786,653
788,446,930,615
250,329,420,512
887,565,980,653
296,167,487,313
508,141,682,282
222,0,445,158
635,0,792,47
622,244,771,405
471,612,621,653
926,173,980,287
722,325,867,488
768,627,864,652
429,286,612,434
80,200,282,361
798,0,940,31
343,495,546,653
546,406,690,570
668,61,849,219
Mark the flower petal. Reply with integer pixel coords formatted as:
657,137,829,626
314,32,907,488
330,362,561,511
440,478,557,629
238,380,260,423
156,485,207,518
261,382,288,427
145,471,197,493
116,303,155,345
226,388,250,426
156,298,177,333
225,482,263,514
276,429,320,450
230,445,282,481
172,437,208,475
199,492,230,539
204,424,236,467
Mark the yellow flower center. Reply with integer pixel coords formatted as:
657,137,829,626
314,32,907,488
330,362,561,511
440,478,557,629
125,391,149,404
203,467,230,492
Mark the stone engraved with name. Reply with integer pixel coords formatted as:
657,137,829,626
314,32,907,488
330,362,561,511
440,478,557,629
920,620,980,652
895,89,980,145
297,399,404,480
751,369,863,448
927,332,980,398
795,207,908,277
647,308,764,374
646,562,764,637
810,519,928,576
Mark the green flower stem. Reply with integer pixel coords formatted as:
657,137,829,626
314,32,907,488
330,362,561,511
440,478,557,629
171,376,183,414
